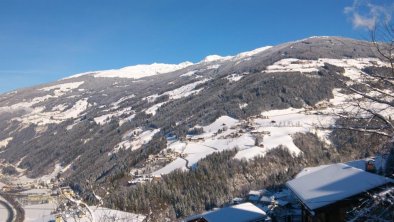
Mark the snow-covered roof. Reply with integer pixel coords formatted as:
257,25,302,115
346,155,387,171
286,163,394,211
188,202,267,222
294,165,330,178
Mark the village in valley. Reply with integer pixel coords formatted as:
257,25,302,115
0,163,146,222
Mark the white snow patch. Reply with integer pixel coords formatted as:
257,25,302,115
234,146,266,160
24,203,57,222
235,46,272,59
145,102,167,116
152,158,189,175
94,107,134,125
203,116,239,136
40,81,84,97
0,137,12,149
16,98,90,126
201,55,232,63
62,71,96,80
166,141,187,153
111,94,135,108
163,79,209,100
143,94,159,103
239,103,248,109
254,108,335,155
51,104,68,112
94,114,115,125
265,58,389,74
207,64,221,69
180,70,197,77
144,79,209,116
119,113,136,126
94,62,193,79
199,46,271,64
226,73,243,82
113,128,160,153
91,207,146,222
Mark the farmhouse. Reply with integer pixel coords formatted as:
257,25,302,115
286,162,394,222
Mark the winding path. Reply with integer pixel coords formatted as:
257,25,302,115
180,157,192,170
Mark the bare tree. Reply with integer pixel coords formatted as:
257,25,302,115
328,22,394,176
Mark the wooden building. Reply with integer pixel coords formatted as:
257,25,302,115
286,163,394,222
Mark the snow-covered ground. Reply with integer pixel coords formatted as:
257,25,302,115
225,73,244,82
0,196,11,222
153,75,394,176
94,107,134,125
180,70,197,77
90,207,146,222
112,128,160,154
111,94,135,109
24,203,57,222
93,62,193,79
145,102,166,116
163,79,209,100
15,98,90,126
265,58,388,74
199,46,272,64
144,78,209,116
152,96,340,175
0,137,12,149
40,81,84,96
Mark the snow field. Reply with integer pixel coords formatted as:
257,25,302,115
93,62,193,79
112,128,160,154
0,137,13,149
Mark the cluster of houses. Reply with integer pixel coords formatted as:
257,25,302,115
184,155,394,222
128,173,161,185
146,149,186,165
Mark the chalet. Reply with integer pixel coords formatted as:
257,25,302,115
286,163,394,222
184,202,268,222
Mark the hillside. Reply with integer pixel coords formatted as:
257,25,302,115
0,36,393,220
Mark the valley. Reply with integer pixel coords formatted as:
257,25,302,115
0,36,393,221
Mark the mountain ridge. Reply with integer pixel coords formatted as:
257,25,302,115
0,35,392,220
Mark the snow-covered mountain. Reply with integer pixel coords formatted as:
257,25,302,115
0,36,392,220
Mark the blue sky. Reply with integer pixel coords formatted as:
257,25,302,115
0,0,392,93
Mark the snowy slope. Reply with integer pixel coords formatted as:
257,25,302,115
0,36,390,200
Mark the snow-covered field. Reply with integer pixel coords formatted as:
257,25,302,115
94,107,134,125
91,206,146,222
40,81,84,96
152,88,357,176
112,128,160,154
143,78,209,116
265,58,388,75
24,203,57,222
163,79,209,100
155,58,393,176
15,98,90,126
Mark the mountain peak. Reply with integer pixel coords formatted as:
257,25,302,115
66,61,193,80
